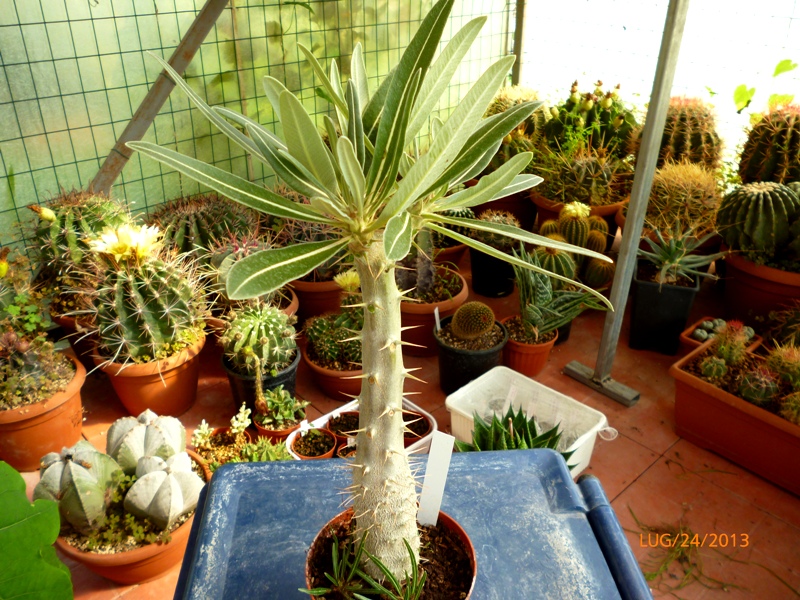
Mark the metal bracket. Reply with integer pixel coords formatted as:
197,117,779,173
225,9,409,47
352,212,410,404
562,361,641,407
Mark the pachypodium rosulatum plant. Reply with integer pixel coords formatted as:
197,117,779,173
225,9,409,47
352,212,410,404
128,0,611,578
33,441,123,534
106,409,187,475
86,224,207,364
219,303,297,377
450,301,495,341
124,452,205,530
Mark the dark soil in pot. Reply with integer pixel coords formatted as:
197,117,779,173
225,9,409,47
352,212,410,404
326,412,360,444
306,511,474,599
293,429,335,458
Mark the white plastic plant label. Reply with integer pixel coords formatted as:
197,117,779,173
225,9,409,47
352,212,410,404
417,431,455,527
434,306,441,332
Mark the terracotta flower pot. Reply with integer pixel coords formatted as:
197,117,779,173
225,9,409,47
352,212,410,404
186,448,213,482
723,252,800,320
291,428,336,460
669,341,800,496
94,336,205,417
303,353,363,400
0,353,85,471
253,419,301,443
501,317,558,378
678,316,763,355
305,508,477,598
324,410,360,447
433,243,468,266
400,271,469,357
531,192,627,250
290,279,342,325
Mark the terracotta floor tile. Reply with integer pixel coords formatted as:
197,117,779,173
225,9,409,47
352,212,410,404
582,432,660,500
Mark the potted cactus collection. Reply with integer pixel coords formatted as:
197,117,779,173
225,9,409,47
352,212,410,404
504,245,606,377
434,301,509,394
630,223,726,355
32,409,207,584
85,224,207,417
669,322,800,496
129,0,610,586
303,271,365,399
0,249,86,471
219,303,300,413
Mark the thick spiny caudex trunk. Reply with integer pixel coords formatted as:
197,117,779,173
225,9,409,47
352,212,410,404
352,241,420,580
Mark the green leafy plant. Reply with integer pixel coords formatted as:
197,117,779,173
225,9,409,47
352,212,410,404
637,224,726,286
237,437,293,462
128,0,611,579
0,461,73,600
454,406,574,466
254,384,309,430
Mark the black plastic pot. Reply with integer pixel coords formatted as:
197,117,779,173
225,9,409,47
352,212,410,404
555,320,572,346
434,316,509,394
469,247,515,297
629,264,700,355
222,349,302,416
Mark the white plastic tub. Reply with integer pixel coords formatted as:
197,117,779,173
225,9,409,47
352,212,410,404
445,366,611,477
286,398,438,459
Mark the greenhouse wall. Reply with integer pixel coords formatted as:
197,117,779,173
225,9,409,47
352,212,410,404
0,0,515,248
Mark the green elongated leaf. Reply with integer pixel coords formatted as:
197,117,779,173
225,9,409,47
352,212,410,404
337,136,366,214
247,124,331,199
148,53,264,160
263,76,291,121
424,223,613,308
375,55,516,229
346,81,365,166
127,141,334,224
455,139,502,184
227,238,350,300
734,84,756,113
298,44,348,114
773,58,798,77
366,69,421,202
383,212,414,261
362,67,395,141
330,60,349,132
439,173,542,211
431,152,533,211
367,0,454,193
0,462,73,600
213,106,286,151
280,91,339,195
350,43,369,110
406,16,486,141
425,101,541,193
323,115,339,158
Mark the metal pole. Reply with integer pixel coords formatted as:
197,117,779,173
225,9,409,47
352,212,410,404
563,0,691,406
89,0,230,195
511,0,526,85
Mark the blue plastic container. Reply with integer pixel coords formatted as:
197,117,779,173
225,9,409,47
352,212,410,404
175,450,652,599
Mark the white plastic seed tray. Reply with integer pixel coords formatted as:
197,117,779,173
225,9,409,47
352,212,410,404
445,366,613,477
286,398,438,459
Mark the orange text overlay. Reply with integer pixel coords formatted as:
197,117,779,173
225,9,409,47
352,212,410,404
639,532,750,548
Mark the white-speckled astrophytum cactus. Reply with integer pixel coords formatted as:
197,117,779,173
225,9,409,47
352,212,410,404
106,409,186,475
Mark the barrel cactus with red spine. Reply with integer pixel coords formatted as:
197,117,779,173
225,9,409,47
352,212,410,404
738,105,800,184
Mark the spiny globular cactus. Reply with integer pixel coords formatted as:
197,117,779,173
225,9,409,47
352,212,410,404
205,232,275,310
89,224,206,364
738,105,800,184
765,343,800,390
585,229,607,253
476,210,520,251
587,215,609,235
583,257,616,289
648,162,721,237
219,304,297,376
560,152,617,206
450,302,495,341
33,441,123,534
558,202,591,249
630,97,722,169
737,366,780,406
538,220,560,237
781,391,800,425
106,409,187,475
713,320,750,366
431,207,475,248
533,246,576,290
699,355,728,380
715,182,800,255
124,453,205,530
145,193,260,258
304,272,363,367
28,190,130,271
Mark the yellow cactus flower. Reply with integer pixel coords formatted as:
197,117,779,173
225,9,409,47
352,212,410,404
90,224,162,261
334,269,360,293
